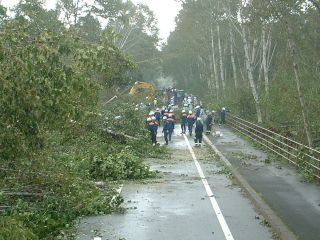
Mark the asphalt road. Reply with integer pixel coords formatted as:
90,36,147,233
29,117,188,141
76,129,273,240
208,126,320,240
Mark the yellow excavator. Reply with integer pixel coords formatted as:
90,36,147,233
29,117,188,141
129,81,156,99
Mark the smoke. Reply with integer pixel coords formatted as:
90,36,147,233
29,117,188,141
155,76,175,89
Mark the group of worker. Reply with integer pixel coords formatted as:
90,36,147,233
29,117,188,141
145,105,224,147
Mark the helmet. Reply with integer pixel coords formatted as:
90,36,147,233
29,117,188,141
189,110,192,114
135,108,139,111
170,109,173,113
151,116,156,121
222,107,226,111
156,108,160,111
165,109,168,113
195,105,200,109
182,110,185,113
197,117,201,121
149,111,155,115
163,116,167,120
147,117,152,122
168,114,173,118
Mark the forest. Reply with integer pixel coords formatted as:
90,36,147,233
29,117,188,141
162,0,320,148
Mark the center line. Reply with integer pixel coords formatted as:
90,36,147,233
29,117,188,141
183,134,235,240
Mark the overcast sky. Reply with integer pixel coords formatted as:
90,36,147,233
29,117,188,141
1,0,181,42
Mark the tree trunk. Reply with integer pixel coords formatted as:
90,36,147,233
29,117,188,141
229,27,238,89
262,28,270,96
242,26,263,123
286,24,313,147
210,25,219,100
217,25,226,93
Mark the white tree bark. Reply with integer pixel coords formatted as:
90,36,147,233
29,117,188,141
229,27,238,89
262,28,270,96
286,26,313,147
217,25,226,92
242,26,263,123
210,25,220,99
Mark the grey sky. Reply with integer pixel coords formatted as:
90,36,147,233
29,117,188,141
1,0,181,42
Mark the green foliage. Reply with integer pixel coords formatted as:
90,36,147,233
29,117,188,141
0,217,37,240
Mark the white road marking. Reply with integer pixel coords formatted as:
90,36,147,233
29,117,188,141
183,134,235,240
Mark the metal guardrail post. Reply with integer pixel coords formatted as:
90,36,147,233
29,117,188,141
226,114,320,181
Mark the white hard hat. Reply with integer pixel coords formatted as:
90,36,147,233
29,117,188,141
151,116,156,120
147,117,152,122
149,111,155,115
197,117,201,121
168,114,173,118
156,108,160,111
222,107,226,110
182,110,185,113
163,116,167,120
135,108,139,111
189,110,192,114
170,109,173,113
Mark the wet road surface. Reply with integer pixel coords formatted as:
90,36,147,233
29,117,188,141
208,126,320,240
76,129,273,240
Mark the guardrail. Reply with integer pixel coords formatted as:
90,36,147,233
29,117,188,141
226,114,320,181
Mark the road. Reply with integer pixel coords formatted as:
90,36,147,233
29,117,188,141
208,126,320,240
76,128,274,240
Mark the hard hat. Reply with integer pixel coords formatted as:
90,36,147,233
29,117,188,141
163,116,167,120
197,117,201,121
151,116,156,121
135,108,139,111
165,109,168,112
115,116,121,120
147,117,152,122
182,110,185,113
222,107,226,110
149,111,155,115
156,108,160,111
195,105,200,109
169,109,173,113
189,110,192,114
168,114,173,118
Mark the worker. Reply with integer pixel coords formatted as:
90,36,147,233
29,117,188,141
151,116,158,135
167,113,175,141
154,108,161,126
220,107,226,125
195,106,201,118
205,111,213,134
147,117,157,146
195,117,204,147
187,110,195,136
181,110,188,134
162,116,170,145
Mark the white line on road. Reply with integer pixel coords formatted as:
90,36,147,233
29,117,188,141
183,134,235,240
